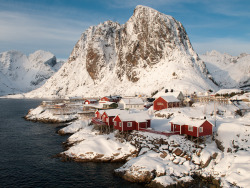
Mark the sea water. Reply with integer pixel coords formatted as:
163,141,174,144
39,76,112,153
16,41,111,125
0,99,142,188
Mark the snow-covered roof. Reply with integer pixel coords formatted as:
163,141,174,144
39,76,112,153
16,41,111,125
117,112,150,122
87,99,98,101
160,96,180,102
120,98,144,105
154,91,182,98
169,116,212,127
103,109,124,117
96,110,105,114
102,101,116,105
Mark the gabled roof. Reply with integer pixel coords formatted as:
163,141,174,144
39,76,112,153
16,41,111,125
159,96,180,102
154,91,183,98
117,112,150,122
103,109,124,117
120,98,144,105
86,99,98,101
96,109,105,114
169,115,213,127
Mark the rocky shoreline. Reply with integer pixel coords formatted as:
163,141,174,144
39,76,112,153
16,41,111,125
25,105,250,187
54,122,222,187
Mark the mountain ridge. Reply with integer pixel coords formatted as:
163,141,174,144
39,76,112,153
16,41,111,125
200,50,250,90
23,5,218,98
0,50,64,96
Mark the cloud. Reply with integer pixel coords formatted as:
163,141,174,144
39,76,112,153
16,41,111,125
192,38,250,56
0,10,94,58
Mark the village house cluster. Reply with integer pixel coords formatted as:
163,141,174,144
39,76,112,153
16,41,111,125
89,89,216,139
41,88,249,139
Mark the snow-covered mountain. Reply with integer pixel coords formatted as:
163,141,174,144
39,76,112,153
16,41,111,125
200,50,250,89
25,5,217,98
0,50,64,96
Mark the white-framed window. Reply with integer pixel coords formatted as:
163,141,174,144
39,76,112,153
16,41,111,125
157,102,163,105
106,117,109,123
199,127,203,133
119,122,122,127
188,125,193,132
95,113,98,117
114,121,117,126
127,122,132,127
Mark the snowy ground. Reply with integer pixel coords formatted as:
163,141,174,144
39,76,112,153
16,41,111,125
29,98,250,187
60,121,137,162
25,105,78,123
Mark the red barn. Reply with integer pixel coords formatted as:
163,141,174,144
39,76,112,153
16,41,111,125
153,96,180,111
169,116,213,137
113,112,151,131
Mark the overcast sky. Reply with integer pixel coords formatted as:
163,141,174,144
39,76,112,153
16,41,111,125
0,0,249,59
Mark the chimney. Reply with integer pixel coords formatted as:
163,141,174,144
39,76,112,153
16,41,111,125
165,89,168,93
171,89,173,92
204,116,206,119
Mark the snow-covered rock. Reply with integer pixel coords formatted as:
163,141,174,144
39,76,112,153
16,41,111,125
0,50,64,96
62,128,137,162
24,5,217,99
25,105,77,123
200,50,250,89
58,120,89,135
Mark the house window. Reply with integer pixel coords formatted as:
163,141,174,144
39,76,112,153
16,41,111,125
114,122,117,126
199,127,203,133
106,117,109,123
119,122,122,127
157,102,163,105
127,122,132,127
188,125,193,132
95,113,98,117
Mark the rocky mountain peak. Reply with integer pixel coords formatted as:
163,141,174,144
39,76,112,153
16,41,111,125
24,6,217,98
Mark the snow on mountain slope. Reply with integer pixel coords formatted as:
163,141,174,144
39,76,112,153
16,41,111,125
0,50,64,96
25,5,217,99
200,50,250,89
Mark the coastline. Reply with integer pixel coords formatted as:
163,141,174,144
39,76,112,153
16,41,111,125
24,101,250,187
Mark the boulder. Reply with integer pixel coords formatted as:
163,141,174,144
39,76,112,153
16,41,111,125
173,148,183,156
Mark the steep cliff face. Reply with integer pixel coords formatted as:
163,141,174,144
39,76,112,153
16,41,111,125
25,5,217,98
115,5,206,82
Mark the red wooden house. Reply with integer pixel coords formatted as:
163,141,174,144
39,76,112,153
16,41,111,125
113,112,151,131
169,116,213,137
99,96,121,103
95,110,104,119
153,96,180,111
100,109,122,126
85,99,98,104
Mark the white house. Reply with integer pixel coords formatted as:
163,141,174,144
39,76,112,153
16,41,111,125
118,98,144,110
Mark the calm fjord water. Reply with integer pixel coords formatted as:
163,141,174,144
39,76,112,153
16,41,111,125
0,99,142,188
